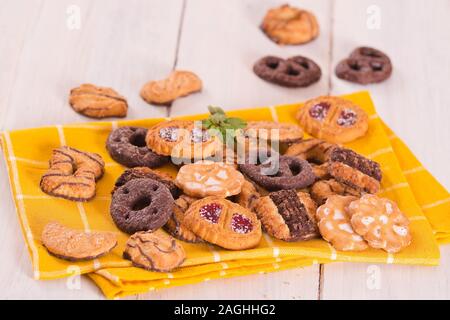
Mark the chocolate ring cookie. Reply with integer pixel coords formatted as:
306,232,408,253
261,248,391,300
335,47,392,84
110,178,174,234
106,126,168,168
238,155,315,191
253,55,321,87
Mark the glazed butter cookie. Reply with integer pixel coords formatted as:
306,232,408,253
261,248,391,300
253,189,318,241
183,197,262,250
123,230,185,272
310,179,361,205
165,194,202,243
253,55,321,88
175,161,245,198
244,121,303,144
261,4,319,45
335,47,392,85
146,120,219,159
316,195,368,251
110,178,174,234
69,83,128,119
40,146,104,201
296,96,369,143
349,194,412,253
106,126,168,168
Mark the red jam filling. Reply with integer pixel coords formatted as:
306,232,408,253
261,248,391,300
231,213,253,234
337,109,357,127
309,102,330,121
199,203,222,224
159,127,179,142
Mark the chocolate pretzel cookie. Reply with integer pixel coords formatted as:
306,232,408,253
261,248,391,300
335,47,392,84
253,55,321,87
238,155,315,191
107,126,168,168
328,148,382,193
254,189,318,241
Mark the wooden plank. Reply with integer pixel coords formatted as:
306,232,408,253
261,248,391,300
322,0,450,299
0,0,183,299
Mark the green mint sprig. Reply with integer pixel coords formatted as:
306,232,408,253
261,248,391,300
202,106,247,144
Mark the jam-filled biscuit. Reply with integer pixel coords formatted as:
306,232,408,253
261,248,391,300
253,189,318,241
146,120,219,159
183,197,262,250
348,195,412,253
261,4,319,45
316,195,368,251
164,194,203,243
123,230,185,272
106,126,168,168
175,161,245,198
239,155,315,191
296,96,369,143
328,147,382,193
110,178,174,234
40,146,104,201
310,179,361,205
335,47,392,85
244,121,304,144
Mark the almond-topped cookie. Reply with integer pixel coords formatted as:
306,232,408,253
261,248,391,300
183,197,262,250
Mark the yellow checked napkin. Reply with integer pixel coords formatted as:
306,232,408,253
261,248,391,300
1,91,448,299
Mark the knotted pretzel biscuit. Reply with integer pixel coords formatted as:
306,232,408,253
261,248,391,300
261,4,319,45
183,197,262,250
316,196,368,251
146,120,219,159
296,96,369,143
164,194,202,243
348,194,412,253
40,146,105,201
244,121,304,144
123,230,186,272
175,161,245,198
42,221,117,261
253,189,318,241
335,47,392,85
140,70,202,105
69,83,128,118
310,179,361,205
253,55,321,87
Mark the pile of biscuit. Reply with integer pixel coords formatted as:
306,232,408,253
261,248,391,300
39,95,412,273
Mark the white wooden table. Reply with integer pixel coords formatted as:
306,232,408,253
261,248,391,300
1,0,449,299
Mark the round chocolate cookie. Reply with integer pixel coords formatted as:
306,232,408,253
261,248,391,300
238,156,315,191
335,47,392,84
110,178,174,234
253,55,321,87
106,126,168,168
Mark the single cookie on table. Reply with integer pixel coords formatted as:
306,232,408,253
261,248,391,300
260,4,319,45
328,147,382,194
40,146,104,201
110,178,174,234
42,221,117,261
253,55,321,87
69,83,128,118
106,126,169,168
112,167,180,198
296,96,369,143
335,47,392,85
146,120,219,159
140,70,202,106
175,160,245,198
183,197,262,250
164,194,202,243
348,194,412,253
316,195,368,251
253,189,318,241
310,179,361,205
239,155,315,191
244,121,304,144
231,179,260,212
123,230,185,272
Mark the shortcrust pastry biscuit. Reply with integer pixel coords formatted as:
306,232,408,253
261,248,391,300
164,194,202,243
244,121,304,144
310,179,361,205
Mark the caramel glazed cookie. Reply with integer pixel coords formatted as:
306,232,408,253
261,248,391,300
110,178,174,234
297,96,369,143
335,47,392,85
253,55,321,87
254,189,318,241
40,146,105,201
